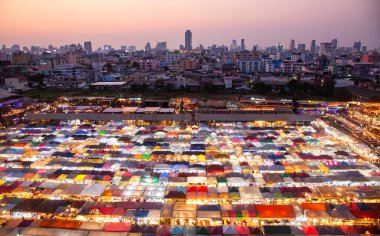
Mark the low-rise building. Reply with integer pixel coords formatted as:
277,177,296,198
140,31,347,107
4,77,29,91
139,57,161,71
45,79,86,90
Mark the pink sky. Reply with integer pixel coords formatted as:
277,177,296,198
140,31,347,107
1,0,379,50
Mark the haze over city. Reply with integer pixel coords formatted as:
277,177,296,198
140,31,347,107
1,0,380,49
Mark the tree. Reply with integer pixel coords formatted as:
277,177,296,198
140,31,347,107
252,82,271,95
334,88,352,101
320,75,336,97
131,61,140,69
105,63,113,73
287,79,300,95
165,83,173,92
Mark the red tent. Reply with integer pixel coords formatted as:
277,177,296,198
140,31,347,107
103,222,131,232
302,225,319,235
156,225,171,235
339,225,359,235
236,226,250,234
98,206,114,215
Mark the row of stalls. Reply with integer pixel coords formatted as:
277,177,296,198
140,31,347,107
2,198,379,226
0,177,380,204
1,220,380,235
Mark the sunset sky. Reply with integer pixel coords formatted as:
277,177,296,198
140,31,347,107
1,0,379,50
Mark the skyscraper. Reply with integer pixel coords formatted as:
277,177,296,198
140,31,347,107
241,39,245,51
331,38,338,50
156,42,167,51
84,41,92,53
353,41,362,52
297,43,306,53
276,43,283,53
230,40,238,51
289,39,295,51
310,40,316,53
320,42,332,55
185,30,192,51
145,42,151,52
362,45,367,53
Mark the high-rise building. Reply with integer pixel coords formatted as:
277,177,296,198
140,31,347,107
310,40,316,53
252,45,258,52
353,41,362,52
84,41,92,53
103,44,112,52
331,38,338,50
11,44,21,52
362,45,367,53
156,42,167,51
289,39,295,51
241,39,245,51
128,46,137,52
320,42,332,55
145,42,151,51
185,30,192,51
297,43,306,53
276,43,283,53
230,40,238,51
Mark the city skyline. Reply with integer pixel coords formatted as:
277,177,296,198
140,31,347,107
1,0,379,50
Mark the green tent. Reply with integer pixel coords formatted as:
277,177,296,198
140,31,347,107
142,154,150,160
140,176,159,184
98,130,106,135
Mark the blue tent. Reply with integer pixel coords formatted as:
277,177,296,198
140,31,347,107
135,209,149,218
171,226,184,235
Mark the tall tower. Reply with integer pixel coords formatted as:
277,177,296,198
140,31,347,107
276,43,283,53
310,40,316,53
241,39,245,51
289,39,295,51
185,30,192,51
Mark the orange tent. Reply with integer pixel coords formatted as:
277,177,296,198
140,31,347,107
301,203,326,211
256,204,296,219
